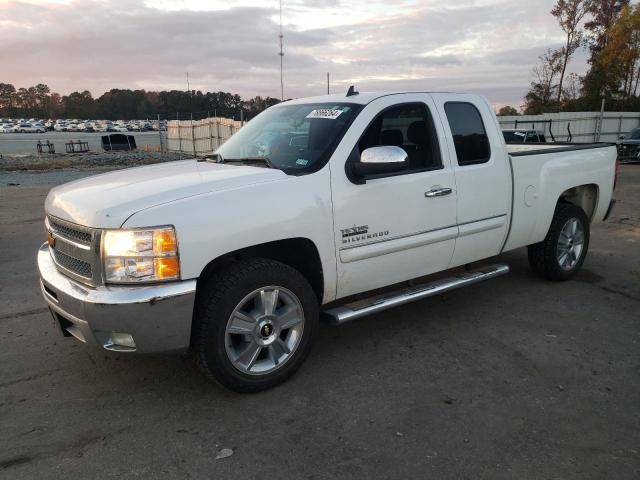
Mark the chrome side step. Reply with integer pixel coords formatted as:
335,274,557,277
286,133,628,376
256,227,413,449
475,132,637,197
323,264,510,325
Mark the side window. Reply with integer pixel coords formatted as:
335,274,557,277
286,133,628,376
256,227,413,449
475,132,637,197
444,102,490,165
358,103,442,173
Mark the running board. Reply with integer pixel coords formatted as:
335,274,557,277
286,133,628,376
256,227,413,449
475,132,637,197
323,264,510,325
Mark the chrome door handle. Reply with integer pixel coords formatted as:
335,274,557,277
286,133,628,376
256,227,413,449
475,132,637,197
425,187,452,197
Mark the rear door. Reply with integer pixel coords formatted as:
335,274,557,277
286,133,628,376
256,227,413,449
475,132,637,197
329,94,458,298
432,94,512,267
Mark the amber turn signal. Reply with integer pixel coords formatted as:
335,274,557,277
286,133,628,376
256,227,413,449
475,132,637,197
154,257,180,280
154,229,177,255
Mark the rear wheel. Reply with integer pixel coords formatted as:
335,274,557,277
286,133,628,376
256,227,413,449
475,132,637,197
528,203,590,281
193,259,319,393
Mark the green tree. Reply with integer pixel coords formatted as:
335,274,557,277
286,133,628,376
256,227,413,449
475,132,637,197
0,83,16,116
497,105,519,116
597,4,640,100
582,0,630,101
63,90,96,118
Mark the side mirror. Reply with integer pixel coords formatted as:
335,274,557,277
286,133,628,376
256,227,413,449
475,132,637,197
351,146,407,178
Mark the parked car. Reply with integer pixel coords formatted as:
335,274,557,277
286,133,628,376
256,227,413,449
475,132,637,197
38,91,617,393
0,124,14,133
13,122,45,133
502,128,547,144
616,128,640,163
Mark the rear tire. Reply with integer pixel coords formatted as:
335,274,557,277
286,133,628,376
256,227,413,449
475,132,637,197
192,258,319,393
527,203,590,281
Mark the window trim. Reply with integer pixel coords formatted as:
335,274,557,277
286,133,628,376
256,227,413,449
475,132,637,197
345,101,444,184
444,101,492,166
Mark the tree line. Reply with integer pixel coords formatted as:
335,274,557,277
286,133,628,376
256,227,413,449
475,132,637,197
499,0,640,115
0,84,281,120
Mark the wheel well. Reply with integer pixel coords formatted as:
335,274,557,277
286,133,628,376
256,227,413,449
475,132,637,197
197,238,324,301
558,184,599,221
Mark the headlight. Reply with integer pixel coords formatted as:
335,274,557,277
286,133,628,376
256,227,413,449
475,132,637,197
102,226,180,283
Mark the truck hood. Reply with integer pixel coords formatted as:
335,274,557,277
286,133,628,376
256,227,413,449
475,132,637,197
45,160,286,228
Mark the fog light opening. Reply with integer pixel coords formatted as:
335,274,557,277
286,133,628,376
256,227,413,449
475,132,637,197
104,332,137,352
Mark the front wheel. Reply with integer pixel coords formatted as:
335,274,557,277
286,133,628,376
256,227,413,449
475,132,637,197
193,259,319,392
528,203,590,281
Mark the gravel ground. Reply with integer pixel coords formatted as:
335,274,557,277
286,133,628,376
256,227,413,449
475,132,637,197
0,165,638,479
0,131,161,156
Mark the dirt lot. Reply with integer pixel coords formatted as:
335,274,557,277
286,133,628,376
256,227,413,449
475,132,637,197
0,166,638,479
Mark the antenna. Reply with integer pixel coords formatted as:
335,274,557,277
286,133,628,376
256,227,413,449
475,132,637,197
279,0,284,101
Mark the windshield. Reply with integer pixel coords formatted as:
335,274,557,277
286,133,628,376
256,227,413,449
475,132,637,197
216,102,362,173
624,128,640,140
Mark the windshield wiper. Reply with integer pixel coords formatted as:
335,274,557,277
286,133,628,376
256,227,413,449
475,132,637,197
222,157,276,169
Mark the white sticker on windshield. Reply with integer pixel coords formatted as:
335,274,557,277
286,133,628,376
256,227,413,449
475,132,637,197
306,109,344,120
296,158,309,166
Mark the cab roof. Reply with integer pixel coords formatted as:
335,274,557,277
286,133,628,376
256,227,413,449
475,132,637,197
282,91,461,106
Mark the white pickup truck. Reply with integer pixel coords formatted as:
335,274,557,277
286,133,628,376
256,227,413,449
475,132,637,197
38,90,617,392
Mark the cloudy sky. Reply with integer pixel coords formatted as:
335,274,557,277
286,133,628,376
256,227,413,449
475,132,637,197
1,0,588,108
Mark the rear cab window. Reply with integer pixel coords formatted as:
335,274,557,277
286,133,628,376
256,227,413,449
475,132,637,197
444,102,491,165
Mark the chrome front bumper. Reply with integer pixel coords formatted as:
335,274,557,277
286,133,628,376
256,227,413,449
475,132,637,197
37,243,197,353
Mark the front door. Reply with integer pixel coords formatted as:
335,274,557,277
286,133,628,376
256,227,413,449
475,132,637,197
329,94,458,299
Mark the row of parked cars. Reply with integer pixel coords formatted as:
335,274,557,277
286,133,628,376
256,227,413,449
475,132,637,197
0,118,161,134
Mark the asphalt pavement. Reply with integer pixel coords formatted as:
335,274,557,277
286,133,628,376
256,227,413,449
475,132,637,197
0,166,638,479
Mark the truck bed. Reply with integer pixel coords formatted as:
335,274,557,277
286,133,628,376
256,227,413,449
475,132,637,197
503,142,617,252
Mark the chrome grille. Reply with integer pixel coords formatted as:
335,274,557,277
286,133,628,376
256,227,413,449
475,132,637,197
49,218,92,245
46,215,101,286
53,249,92,278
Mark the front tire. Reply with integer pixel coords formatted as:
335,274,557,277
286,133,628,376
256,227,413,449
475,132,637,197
193,259,319,393
528,203,590,281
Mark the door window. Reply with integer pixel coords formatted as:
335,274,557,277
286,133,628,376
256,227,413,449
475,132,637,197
357,103,442,174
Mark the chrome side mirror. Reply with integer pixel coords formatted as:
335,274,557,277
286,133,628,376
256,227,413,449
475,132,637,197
351,146,408,180
361,145,408,164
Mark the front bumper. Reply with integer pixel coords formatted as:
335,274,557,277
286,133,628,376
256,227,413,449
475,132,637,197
37,243,197,353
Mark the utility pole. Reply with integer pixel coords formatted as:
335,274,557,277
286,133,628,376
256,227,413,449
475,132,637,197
186,71,193,119
327,72,330,94
279,0,284,101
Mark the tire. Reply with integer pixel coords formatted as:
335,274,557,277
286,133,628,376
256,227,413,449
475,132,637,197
193,258,319,393
527,203,590,281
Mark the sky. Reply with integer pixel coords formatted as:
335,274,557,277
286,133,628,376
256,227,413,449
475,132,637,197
0,0,589,108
